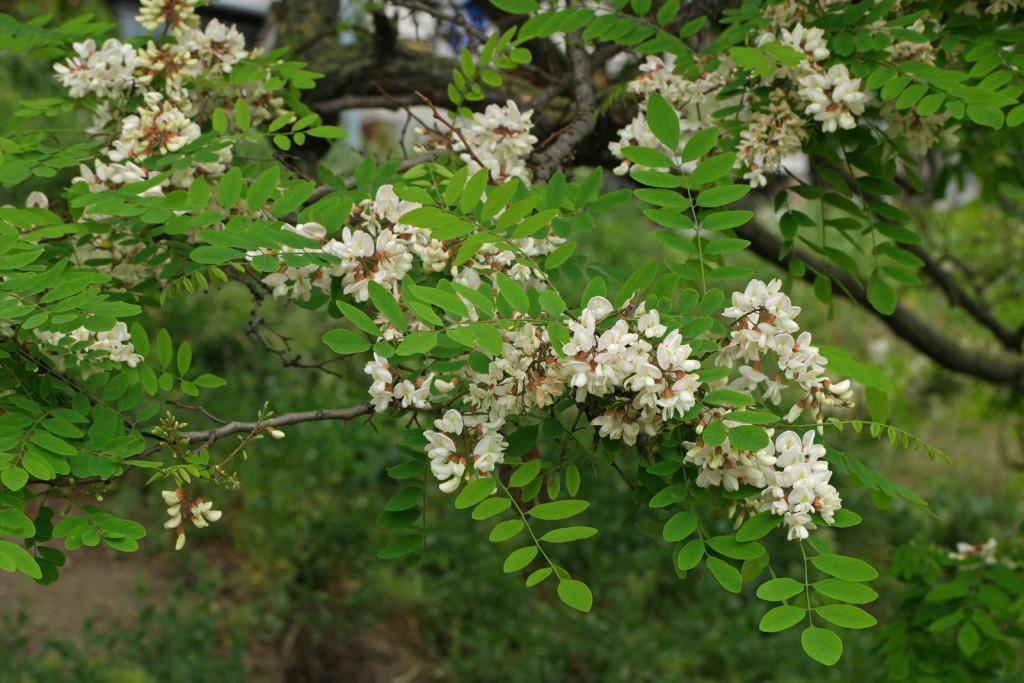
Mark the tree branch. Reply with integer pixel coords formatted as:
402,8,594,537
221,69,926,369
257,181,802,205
180,403,376,447
530,34,597,182
903,242,1022,353
735,219,1024,388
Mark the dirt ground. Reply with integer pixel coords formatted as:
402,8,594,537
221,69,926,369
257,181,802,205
0,546,430,683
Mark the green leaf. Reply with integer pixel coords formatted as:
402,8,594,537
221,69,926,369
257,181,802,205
322,329,371,355
217,167,243,209
967,104,1004,129
615,262,659,306
801,626,843,666
708,535,765,560
509,460,542,488
307,125,346,139
620,145,674,167
662,511,697,542
703,389,754,407
727,411,780,425
495,273,529,310
490,0,539,13
728,425,769,451
545,242,576,269
454,478,496,509
489,519,524,543
190,245,242,265
472,496,512,520
385,486,423,512
810,554,879,582
154,327,171,366
176,341,192,375
503,545,539,572
681,127,719,163
557,579,593,612
957,622,980,655
234,98,251,132
646,92,680,150
526,567,552,587
541,526,599,543
676,538,705,571
737,512,779,542
565,463,581,497
247,165,281,211
656,0,679,25
702,420,727,447
706,556,742,593
649,484,686,508
377,534,421,560
367,281,408,331
696,185,749,208
30,432,76,456
813,579,877,604
395,331,438,356
757,577,804,602
867,272,897,315
194,373,226,389
22,452,55,480
212,107,228,134
690,156,740,193
831,509,864,532
1,467,28,491
336,301,381,336
0,540,42,579
815,604,877,630
529,499,589,520
759,605,805,632
704,237,749,256
539,289,566,315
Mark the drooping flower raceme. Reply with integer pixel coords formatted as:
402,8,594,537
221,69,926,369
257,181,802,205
451,100,539,184
162,489,223,550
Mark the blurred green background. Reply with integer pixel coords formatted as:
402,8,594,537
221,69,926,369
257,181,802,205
1,1,1023,682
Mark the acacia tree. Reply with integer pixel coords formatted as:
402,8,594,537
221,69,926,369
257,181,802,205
1,0,1023,674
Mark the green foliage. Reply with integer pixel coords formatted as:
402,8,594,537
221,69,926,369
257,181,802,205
2,0,1022,675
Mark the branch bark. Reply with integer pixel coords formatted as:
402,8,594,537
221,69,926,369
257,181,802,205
735,219,1024,388
180,403,376,447
903,242,1022,352
530,34,597,182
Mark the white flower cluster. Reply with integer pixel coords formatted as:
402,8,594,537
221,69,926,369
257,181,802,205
759,22,866,134
364,353,435,413
55,18,270,197
137,0,200,35
107,91,201,163
881,102,958,156
949,538,999,563
53,38,137,98
162,489,222,550
385,296,704,491
719,278,853,423
686,422,842,540
736,93,807,187
796,63,867,133
423,409,507,492
252,184,564,311
34,322,144,368
451,100,538,184
882,19,937,65
611,13,889,185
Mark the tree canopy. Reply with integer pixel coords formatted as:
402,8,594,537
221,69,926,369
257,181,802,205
1,0,1023,676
